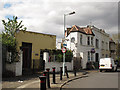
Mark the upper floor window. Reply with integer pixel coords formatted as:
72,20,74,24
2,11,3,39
91,53,93,61
91,37,93,46
96,39,99,48
102,41,104,49
80,35,82,45
87,36,90,45
71,37,75,43
106,42,108,50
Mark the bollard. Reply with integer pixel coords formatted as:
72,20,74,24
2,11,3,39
39,76,46,90
43,71,47,76
65,66,69,78
60,67,63,80
73,66,76,77
46,68,51,88
52,67,56,84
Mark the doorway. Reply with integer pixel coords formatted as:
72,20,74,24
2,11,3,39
22,42,32,70
95,53,99,62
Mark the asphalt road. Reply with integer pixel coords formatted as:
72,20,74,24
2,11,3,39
62,71,119,89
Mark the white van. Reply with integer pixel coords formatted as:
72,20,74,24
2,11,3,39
99,58,117,72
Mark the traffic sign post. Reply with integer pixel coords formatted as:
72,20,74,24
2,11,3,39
62,48,66,53
62,48,66,76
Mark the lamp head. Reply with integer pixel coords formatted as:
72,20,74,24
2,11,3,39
69,11,75,15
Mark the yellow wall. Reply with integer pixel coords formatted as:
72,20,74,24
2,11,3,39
15,31,56,69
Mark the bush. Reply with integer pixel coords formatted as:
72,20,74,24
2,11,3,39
56,54,63,62
65,50,73,62
50,49,73,62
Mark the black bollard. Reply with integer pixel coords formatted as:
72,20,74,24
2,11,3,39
39,76,46,90
65,66,69,78
52,67,56,84
43,71,47,76
60,67,63,80
46,68,51,88
73,66,76,77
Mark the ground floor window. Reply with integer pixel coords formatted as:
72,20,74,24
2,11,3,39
91,53,93,61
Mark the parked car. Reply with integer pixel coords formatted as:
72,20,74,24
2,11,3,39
99,58,117,72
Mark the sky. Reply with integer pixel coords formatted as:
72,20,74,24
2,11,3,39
0,0,119,42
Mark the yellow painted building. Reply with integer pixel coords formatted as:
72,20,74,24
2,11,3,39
15,30,56,70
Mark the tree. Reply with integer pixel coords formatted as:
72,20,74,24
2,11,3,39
2,16,27,63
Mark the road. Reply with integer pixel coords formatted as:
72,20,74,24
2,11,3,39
62,71,119,89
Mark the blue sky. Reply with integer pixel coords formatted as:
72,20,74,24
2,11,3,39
5,15,13,19
4,3,12,8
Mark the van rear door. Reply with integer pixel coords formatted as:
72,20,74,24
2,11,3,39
99,58,111,69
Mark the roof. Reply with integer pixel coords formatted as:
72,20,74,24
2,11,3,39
67,25,95,36
19,30,56,37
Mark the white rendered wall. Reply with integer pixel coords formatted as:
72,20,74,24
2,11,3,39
5,51,23,76
43,52,49,62
45,61,73,72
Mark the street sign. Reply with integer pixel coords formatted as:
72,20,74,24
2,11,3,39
63,44,67,47
62,48,66,53
91,48,95,53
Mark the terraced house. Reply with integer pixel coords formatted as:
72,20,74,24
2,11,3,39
65,25,110,69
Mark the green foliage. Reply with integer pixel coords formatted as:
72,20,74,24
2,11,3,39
65,50,73,62
2,16,27,63
56,54,63,62
55,49,73,62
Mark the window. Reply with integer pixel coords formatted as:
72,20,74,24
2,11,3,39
106,42,108,50
91,53,93,61
88,51,90,61
106,54,108,58
96,39,99,48
102,41,104,49
102,54,104,58
91,37,93,46
87,36,90,45
80,35,82,45
71,37,75,43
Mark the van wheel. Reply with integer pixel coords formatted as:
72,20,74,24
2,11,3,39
100,70,102,72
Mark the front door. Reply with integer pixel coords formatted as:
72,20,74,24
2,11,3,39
22,42,32,70
95,53,99,62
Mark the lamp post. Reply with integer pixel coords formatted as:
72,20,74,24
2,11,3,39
63,11,75,76
64,11,75,38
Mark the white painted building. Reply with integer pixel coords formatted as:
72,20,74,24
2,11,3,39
65,25,110,69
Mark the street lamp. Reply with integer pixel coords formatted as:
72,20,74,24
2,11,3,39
64,11,75,38
63,11,75,76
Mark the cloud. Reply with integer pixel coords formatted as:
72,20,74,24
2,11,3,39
0,1,119,43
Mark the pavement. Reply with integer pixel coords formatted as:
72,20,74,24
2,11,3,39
2,70,99,90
